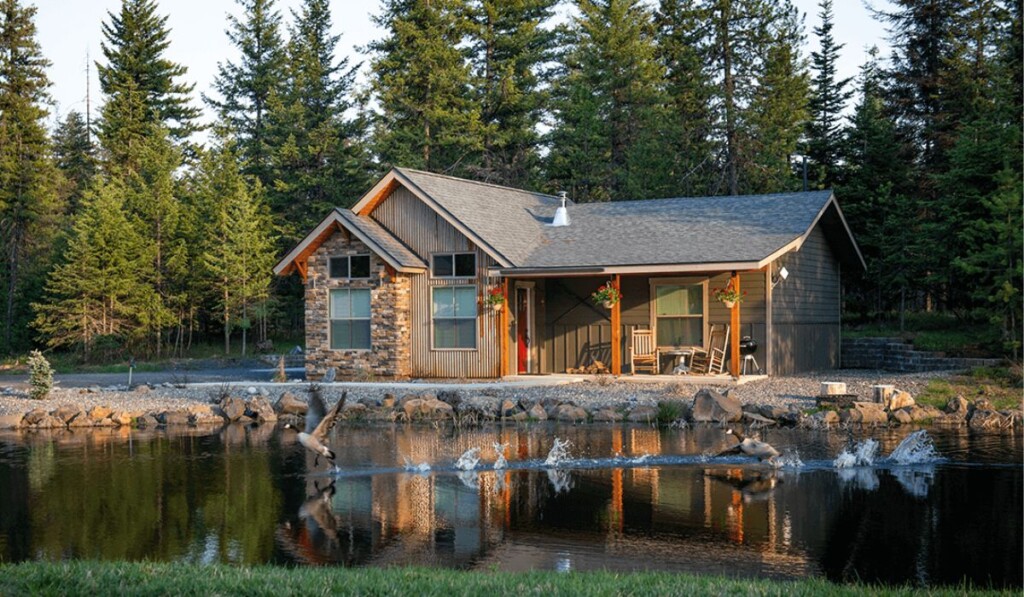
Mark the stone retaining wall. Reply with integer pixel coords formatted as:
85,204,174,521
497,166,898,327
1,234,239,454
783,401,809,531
841,337,1001,372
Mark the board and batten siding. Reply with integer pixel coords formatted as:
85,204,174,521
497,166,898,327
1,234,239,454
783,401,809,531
370,186,501,378
770,224,841,375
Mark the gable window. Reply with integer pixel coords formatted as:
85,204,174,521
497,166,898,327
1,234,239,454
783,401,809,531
654,283,704,347
432,252,476,278
329,289,371,350
432,286,477,349
329,255,371,279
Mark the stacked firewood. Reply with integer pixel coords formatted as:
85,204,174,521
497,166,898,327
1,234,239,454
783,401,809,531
565,361,609,374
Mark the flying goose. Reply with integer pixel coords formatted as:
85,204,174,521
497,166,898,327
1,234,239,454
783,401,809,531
718,428,780,463
284,386,346,467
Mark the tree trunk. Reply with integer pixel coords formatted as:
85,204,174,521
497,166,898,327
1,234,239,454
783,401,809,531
224,288,231,356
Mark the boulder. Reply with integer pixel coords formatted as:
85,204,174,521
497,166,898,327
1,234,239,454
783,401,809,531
968,409,1006,430
134,385,151,394
808,409,840,426
592,409,625,422
943,396,970,418
0,414,24,429
110,411,134,426
906,404,942,423
275,392,308,416
422,399,454,419
402,398,424,420
627,405,659,424
189,405,225,426
436,390,462,408
972,398,994,413
890,409,914,425
32,414,65,429
53,406,80,423
88,405,112,422
246,396,278,423
160,410,192,426
840,402,888,425
220,396,248,422
510,410,530,422
759,405,790,420
381,394,396,409
691,389,743,423
554,404,588,423
397,394,420,409
246,386,259,396
23,408,49,425
342,402,369,418
138,414,162,428
742,412,777,425
498,399,518,418
68,412,95,428
528,404,548,421
886,390,915,411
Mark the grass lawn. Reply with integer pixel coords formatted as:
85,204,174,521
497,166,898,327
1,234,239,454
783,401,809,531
915,367,1023,411
0,561,1015,597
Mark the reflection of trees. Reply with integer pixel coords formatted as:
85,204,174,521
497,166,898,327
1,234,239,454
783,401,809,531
23,427,281,563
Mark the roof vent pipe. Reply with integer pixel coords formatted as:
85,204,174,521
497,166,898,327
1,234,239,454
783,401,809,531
551,191,570,227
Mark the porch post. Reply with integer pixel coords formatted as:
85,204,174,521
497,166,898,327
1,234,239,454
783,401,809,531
499,278,510,377
611,274,622,375
730,271,740,377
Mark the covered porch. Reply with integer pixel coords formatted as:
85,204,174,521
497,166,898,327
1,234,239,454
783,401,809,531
494,266,777,380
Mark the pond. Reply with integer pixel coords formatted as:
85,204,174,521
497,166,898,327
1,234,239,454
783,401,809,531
0,423,1020,588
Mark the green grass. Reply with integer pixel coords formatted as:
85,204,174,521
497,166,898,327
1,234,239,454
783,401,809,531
843,312,1002,357
0,561,1014,597
915,367,1023,411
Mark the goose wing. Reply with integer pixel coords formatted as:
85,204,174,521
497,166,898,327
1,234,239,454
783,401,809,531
305,386,326,434
312,391,347,440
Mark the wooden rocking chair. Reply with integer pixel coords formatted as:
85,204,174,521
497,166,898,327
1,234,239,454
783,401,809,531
689,324,729,375
629,328,660,374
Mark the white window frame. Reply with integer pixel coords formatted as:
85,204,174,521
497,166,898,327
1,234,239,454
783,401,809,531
430,252,477,279
649,277,708,349
430,285,478,351
328,254,372,280
329,288,372,351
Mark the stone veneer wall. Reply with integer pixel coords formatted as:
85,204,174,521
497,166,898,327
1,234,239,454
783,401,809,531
304,232,412,380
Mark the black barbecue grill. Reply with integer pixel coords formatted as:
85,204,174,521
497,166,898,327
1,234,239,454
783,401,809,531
738,336,762,374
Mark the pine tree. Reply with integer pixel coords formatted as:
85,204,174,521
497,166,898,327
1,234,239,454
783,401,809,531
96,0,200,168
469,0,557,187
655,0,716,197
33,180,156,359
196,143,277,356
52,110,97,216
805,0,852,188
368,0,484,175
206,0,287,186
0,0,62,354
267,0,371,247
546,0,668,201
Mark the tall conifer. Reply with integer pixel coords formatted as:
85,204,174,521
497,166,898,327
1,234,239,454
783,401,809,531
806,0,852,188
52,110,97,216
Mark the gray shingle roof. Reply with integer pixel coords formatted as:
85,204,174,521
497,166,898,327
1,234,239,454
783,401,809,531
377,169,850,271
335,209,426,270
522,191,833,268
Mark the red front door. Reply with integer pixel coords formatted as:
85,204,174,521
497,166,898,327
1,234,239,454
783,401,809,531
516,288,529,374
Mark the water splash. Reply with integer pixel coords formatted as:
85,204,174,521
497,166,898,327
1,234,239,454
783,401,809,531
834,439,880,468
837,467,880,491
630,453,652,464
889,430,940,464
492,442,509,470
402,457,431,473
893,467,935,498
457,470,479,489
546,468,573,493
455,447,481,471
772,450,804,469
544,438,572,467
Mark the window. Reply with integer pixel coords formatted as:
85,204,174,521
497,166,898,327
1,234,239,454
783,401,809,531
329,255,371,279
432,286,477,349
432,252,476,278
329,289,371,350
654,284,704,347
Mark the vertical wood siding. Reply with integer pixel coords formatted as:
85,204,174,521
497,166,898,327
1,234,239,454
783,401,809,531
371,187,500,378
771,224,841,374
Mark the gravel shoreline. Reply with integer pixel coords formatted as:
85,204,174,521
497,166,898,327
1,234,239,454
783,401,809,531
0,369,953,420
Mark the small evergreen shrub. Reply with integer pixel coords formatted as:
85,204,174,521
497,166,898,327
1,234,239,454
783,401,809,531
27,350,54,400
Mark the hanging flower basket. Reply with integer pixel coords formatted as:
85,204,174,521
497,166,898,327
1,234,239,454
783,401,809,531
591,281,621,308
485,286,505,312
712,282,746,308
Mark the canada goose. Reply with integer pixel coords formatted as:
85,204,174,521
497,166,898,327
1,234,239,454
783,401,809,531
283,387,346,467
718,428,780,463
298,480,340,544
704,470,781,502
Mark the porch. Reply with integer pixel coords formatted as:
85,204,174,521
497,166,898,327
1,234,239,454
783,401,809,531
496,269,773,379
502,373,768,386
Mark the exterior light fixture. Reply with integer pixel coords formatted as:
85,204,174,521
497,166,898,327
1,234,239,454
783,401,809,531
771,265,789,289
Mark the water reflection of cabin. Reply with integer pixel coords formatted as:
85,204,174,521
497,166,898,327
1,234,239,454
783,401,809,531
275,168,864,379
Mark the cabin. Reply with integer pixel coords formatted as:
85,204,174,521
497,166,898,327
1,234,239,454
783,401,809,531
274,168,865,380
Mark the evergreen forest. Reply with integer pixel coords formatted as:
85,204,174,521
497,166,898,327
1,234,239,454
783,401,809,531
0,0,1019,362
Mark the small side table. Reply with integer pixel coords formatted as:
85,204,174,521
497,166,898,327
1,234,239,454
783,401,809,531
661,349,692,375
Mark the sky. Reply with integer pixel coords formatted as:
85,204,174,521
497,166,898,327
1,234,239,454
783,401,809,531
33,0,892,130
